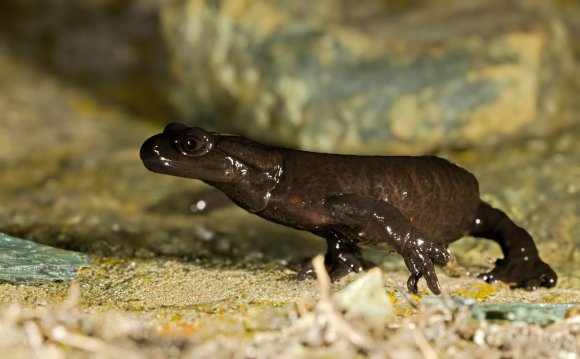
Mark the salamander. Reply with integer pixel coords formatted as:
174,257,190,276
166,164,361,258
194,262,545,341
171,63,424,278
140,123,557,294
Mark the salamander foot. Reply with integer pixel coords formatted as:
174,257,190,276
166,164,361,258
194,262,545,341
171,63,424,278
478,257,557,290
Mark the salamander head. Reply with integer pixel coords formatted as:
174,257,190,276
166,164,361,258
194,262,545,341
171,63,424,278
140,123,239,183
140,123,282,188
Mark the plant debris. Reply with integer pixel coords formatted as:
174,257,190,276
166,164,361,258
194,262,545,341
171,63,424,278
0,257,577,358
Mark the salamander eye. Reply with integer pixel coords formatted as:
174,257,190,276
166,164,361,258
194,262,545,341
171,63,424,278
178,135,206,156
185,138,200,151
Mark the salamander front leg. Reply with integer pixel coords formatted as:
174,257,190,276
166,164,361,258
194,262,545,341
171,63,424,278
324,194,451,295
297,233,364,281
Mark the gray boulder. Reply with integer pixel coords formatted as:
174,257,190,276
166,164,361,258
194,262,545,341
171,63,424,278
162,0,574,153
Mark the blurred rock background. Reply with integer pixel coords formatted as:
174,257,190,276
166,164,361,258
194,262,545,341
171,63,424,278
1,0,578,153
0,0,171,119
162,0,576,153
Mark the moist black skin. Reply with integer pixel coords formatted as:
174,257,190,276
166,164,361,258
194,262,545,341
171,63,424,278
140,123,557,295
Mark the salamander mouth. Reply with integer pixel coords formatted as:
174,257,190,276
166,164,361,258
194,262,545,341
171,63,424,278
140,134,169,171
140,134,234,182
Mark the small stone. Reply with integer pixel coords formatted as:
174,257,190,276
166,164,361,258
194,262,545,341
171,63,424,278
0,232,89,284
333,268,394,329
564,305,580,319
472,302,578,325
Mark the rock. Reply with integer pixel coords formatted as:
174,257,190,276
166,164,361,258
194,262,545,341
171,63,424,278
473,302,578,325
291,266,392,348
333,268,394,329
161,0,574,154
422,296,578,324
0,232,89,284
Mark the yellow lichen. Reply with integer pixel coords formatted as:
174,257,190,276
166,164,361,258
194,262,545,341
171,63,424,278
451,283,496,301
386,291,398,307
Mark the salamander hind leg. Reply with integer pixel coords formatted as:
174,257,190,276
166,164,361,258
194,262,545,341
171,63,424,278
469,201,557,290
